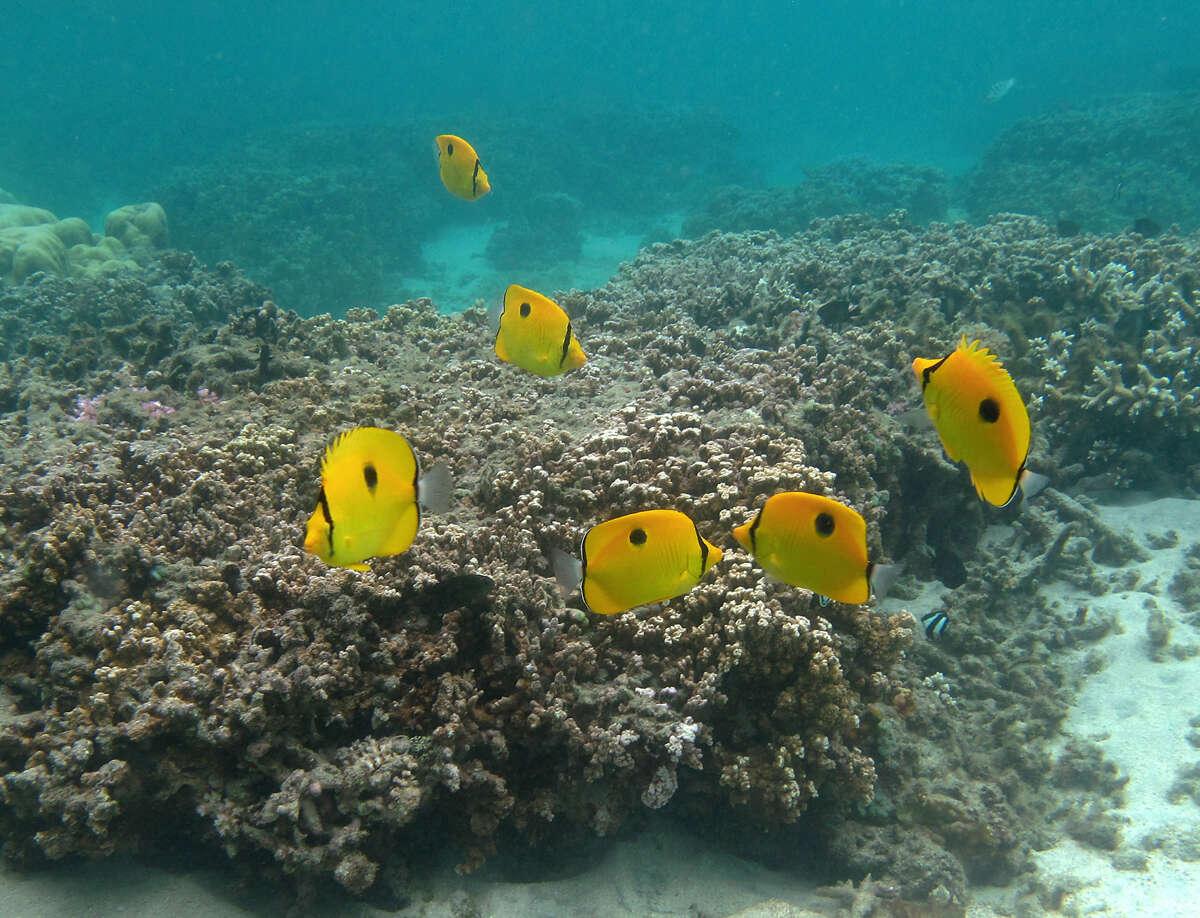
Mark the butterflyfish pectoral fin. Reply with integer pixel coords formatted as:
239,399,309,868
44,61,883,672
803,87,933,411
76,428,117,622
417,462,454,515
550,548,583,599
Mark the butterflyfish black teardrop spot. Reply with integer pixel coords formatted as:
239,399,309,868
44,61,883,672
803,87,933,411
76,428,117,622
912,336,1048,507
488,284,586,378
552,509,723,615
303,427,453,571
435,134,490,201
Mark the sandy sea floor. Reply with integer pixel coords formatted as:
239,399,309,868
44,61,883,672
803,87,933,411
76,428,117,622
393,222,673,312
1016,498,1200,917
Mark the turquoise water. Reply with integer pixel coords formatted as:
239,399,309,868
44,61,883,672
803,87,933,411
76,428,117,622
6,1,1198,317
5,1,1197,216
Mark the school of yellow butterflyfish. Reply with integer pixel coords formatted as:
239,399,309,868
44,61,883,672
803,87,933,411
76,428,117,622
302,135,1047,637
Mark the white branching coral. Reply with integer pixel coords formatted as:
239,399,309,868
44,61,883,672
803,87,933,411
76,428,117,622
1058,255,1139,315
1028,331,1075,382
1084,358,1200,425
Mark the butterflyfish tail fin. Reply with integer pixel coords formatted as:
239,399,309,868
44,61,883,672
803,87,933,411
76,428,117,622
487,292,504,334
869,562,901,601
417,461,454,515
1019,468,1049,502
550,548,583,599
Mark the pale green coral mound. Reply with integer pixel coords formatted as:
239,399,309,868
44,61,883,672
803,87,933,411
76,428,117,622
104,202,168,253
67,236,135,279
0,217,67,283
0,202,56,229
0,198,167,284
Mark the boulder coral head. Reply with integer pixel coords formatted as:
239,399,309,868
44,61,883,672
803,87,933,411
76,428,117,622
103,202,169,255
0,198,168,284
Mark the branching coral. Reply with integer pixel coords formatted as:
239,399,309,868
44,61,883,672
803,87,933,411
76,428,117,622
1084,359,1200,425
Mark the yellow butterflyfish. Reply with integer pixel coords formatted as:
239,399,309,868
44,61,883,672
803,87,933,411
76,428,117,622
912,336,1047,507
303,427,452,570
435,134,490,201
489,284,586,377
733,492,896,605
552,509,722,615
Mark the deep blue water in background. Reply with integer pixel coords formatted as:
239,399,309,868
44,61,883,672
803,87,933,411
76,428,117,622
2,0,1197,221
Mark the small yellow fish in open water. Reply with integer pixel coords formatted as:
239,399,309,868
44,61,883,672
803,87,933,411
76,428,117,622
488,284,586,377
304,427,452,570
733,492,897,604
912,336,1047,507
435,134,490,201
552,509,723,615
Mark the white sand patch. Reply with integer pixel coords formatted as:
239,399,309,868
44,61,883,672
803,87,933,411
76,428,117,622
0,822,829,918
390,217,683,313
1030,496,1200,916
0,854,269,917
398,819,830,918
393,222,502,312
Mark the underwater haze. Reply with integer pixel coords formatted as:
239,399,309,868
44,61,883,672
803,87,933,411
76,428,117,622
5,0,1200,207
8,0,1200,315
4,2,1200,917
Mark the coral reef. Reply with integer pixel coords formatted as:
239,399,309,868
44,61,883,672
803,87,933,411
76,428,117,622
618,213,1200,493
964,91,1200,233
150,122,441,318
103,203,169,255
683,159,949,238
0,213,1193,908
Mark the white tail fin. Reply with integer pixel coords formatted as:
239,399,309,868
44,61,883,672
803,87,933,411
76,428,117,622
418,461,453,515
1019,468,1049,502
487,292,505,334
870,562,901,601
551,548,583,598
